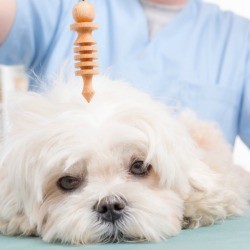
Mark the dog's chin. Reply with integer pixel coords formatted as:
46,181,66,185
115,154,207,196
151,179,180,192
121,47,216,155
92,219,144,243
98,230,144,244
94,213,155,243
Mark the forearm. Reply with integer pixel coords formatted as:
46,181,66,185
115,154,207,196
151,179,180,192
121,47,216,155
0,0,16,45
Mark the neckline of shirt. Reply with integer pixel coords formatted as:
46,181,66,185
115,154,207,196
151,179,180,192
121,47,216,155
139,0,195,41
140,0,185,12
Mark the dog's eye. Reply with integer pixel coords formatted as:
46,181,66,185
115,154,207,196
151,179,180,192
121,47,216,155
130,161,151,177
57,176,82,191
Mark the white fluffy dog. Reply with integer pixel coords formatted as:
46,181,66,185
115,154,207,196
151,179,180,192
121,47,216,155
0,75,249,244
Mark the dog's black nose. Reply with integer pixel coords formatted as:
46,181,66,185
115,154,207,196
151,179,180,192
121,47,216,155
95,196,126,223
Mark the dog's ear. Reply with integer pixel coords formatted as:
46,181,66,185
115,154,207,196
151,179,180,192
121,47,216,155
179,110,233,172
0,167,37,236
178,111,250,228
178,110,231,197
0,90,54,236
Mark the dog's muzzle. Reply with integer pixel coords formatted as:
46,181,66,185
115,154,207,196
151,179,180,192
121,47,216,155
94,196,127,223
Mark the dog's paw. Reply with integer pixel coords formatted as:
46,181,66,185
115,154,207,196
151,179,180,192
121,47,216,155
181,217,201,229
0,215,36,236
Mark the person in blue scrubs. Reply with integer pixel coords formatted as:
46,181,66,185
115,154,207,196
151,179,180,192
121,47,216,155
0,0,249,148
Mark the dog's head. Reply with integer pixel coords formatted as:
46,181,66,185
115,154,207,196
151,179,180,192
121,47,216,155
0,76,206,244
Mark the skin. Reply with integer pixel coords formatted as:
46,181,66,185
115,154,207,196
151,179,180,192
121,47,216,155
149,0,187,5
0,0,16,45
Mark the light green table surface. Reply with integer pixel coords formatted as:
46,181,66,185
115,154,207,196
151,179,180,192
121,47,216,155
1,214,249,250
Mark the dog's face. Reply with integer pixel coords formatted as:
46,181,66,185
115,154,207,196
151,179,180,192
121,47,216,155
37,121,184,243
0,76,204,244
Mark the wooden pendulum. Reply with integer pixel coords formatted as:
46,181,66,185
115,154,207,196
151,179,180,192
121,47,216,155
71,0,99,102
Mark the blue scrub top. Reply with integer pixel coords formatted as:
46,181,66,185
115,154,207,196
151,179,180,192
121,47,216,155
0,0,250,147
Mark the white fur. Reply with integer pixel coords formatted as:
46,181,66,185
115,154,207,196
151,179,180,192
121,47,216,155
0,75,249,244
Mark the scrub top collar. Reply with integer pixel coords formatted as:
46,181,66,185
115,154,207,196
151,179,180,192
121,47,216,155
137,0,195,43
